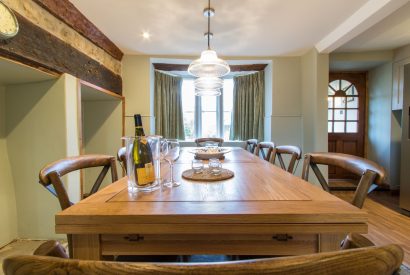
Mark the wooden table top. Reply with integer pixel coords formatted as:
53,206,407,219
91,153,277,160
56,148,367,234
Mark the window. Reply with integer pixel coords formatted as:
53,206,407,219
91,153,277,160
181,78,234,140
328,79,359,133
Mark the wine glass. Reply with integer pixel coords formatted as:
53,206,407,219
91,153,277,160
163,139,180,187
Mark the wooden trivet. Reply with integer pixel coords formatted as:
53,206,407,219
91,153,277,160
182,168,234,182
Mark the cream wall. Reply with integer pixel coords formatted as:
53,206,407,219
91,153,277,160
367,63,394,186
5,76,74,239
301,49,329,182
0,86,18,247
82,99,123,191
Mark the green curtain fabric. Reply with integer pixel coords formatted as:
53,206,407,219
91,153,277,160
230,71,265,141
154,70,185,139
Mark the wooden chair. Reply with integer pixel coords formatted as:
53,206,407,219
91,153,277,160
3,245,403,275
254,141,275,161
301,153,386,250
271,145,302,174
301,152,385,209
38,154,118,257
244,139,258,154
195,138,224,147
117,146,127,172
33,241,68,259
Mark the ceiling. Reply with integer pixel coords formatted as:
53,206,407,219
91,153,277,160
0,58,56,85
336,1,410,52
70,0,370,56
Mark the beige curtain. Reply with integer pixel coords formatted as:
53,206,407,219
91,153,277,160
230,71,264,141
154,70,185,139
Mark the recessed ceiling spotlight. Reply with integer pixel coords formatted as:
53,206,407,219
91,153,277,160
142,31,151,40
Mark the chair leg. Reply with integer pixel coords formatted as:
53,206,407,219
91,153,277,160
351,170,377,209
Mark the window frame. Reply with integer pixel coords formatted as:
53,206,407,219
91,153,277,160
182,77,233,140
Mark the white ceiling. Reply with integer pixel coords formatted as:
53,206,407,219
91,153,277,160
70,0,370,56
336,1,410,52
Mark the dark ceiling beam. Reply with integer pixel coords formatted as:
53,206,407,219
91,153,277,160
0,13,122,94
153,63,268,72
33,0,123,61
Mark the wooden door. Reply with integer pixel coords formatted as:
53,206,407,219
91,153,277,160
328,73,366,179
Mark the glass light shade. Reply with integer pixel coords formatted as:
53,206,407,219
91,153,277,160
188,50,230,77
194,77,223,91
195,89,221,96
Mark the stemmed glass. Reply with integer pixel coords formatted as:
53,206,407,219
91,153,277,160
163,139,180,187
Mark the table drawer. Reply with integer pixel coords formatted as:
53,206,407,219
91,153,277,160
101,234,318,256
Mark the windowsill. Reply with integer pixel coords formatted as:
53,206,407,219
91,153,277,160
180,140,245,147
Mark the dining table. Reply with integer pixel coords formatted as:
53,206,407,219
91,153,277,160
55,147,367,260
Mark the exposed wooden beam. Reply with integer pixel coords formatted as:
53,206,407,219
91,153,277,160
0,13,122,94
33,0,123,61
153,63,268,72
315,0,409,53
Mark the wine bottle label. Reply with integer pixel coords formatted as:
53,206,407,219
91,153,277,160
140,137,148,145
136,163,154,186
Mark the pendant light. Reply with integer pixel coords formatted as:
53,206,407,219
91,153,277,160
188,0,230,96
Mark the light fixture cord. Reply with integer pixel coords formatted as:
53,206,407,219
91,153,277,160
207,0,211,50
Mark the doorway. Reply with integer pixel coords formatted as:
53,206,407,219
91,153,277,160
328,73,366,179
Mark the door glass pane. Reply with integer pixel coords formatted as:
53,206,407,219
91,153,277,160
329,80,339,92
334,122,345,133
346,109,358,121
341,80,351,91
328,122,333,133
346,85,358,95
202,112,217,137
334,109,345,120
334,97,345,108
183,112,195,140
346,97,358,108
346,122,358,133
328,97,333,108
328,109,333,120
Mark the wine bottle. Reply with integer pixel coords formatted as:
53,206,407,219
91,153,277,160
133,114,154,186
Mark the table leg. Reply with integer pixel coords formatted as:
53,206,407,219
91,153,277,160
72,234,101,260
318,233,345,252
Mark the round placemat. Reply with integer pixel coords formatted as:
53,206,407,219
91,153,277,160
182,168,234,182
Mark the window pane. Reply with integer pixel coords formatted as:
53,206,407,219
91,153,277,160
223,112,232,140
202,112,217,137
334,122,345,133
182,80,196,140
182,80,195,112
328,97,333,108
183,112,195,140
346,122,358,133
346,109,358,121
346,97,358,108
328,122,333,133
328,109,333,120
334,109,345,120
334,97,345,108
201,95,216,111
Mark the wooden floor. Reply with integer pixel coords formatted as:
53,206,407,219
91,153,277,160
334,191,410,267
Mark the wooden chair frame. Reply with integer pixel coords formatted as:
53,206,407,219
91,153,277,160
244,139,258,154
4,245,403,275
39,154,118,257
271,145,302,174
301,152,385,209
194,138,224,147
254,141,275,161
